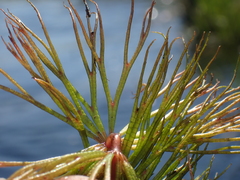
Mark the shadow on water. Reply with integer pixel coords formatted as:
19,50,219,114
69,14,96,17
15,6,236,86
0,0,239,179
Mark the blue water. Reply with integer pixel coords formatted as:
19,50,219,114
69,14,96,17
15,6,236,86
0,0,239,179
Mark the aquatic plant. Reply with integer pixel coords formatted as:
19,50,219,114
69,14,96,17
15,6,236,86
0,0,240,179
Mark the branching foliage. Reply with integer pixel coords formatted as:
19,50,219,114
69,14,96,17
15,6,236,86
0,0,240,179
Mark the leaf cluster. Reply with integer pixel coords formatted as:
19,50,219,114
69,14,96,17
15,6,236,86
0,0,240,179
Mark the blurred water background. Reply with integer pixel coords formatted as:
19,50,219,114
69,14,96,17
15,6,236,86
0,0,239,179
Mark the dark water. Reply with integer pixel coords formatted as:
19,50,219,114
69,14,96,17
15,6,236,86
0,0,239,179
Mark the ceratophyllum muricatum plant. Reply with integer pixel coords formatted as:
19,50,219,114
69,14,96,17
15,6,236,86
0,0,240,179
